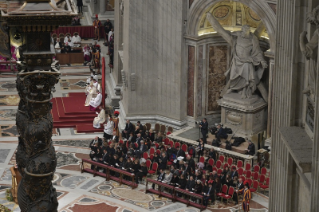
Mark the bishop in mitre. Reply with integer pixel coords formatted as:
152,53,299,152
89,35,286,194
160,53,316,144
93,106,105,128
89,90,102,111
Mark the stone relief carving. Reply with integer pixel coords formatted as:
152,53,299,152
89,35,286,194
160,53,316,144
207,45,227,112
121,69,127,89
130,73,136,91
206,13,268,101
300,6,319,101
226,110,242,125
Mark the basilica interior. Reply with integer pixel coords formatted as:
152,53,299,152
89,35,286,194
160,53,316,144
0,0,317,211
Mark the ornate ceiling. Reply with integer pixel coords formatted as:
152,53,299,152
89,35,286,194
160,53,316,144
198,1,269,38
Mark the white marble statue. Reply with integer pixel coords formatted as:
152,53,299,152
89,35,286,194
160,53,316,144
206,13,268,100
93,106,105,128
300,5,319,99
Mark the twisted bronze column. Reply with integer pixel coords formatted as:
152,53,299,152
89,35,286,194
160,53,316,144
16,68,60,211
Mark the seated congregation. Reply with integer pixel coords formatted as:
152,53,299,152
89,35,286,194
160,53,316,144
86,121,270,209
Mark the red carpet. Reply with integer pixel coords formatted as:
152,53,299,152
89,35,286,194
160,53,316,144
51,93,103,133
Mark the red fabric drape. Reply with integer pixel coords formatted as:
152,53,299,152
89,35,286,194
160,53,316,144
52,26,105,39
102,57,106,108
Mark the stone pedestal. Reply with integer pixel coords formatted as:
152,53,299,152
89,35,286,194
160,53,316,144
218,93,267,142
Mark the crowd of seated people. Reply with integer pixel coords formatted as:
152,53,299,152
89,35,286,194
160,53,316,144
88,120,269,207
53,32,82,54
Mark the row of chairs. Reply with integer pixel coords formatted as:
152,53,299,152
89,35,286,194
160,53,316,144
138,123,173,135
217,174,270,204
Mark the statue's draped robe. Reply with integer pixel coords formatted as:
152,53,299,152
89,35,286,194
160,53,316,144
226,32,265,95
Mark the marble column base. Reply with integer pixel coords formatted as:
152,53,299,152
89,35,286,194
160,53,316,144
118,101,187,130
218,93,268,142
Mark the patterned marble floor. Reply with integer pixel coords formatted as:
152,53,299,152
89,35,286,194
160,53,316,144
0,39,269,212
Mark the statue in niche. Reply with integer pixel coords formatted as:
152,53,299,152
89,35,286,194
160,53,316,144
299,6,319,100
206,13,268,101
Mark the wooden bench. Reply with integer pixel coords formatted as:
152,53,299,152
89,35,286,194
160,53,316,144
81,159,137,189
145,178,206,211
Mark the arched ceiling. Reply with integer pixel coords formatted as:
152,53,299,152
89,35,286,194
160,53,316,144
198,1,269,39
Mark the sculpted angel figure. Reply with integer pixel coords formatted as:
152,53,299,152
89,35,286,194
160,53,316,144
206,13,268,101
300,5,319,97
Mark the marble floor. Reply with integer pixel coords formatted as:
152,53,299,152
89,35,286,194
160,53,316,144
0,39,269,212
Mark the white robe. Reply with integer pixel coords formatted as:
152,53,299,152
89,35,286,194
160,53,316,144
93,109,105,128
55,42,61,53
85,86,97,106
108,31,113,41
104,120,114,136
71,35,81,47
89,93,102,108
64,36,73,47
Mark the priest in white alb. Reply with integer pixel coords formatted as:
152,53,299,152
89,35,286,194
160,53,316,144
85,78,98,96
89,90,102,111
93,106,105,128
64,34,73,47
71,32,81,47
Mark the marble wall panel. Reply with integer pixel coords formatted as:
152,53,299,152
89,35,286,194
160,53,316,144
197,45,203,117
207,45,228,113
187,46,195,117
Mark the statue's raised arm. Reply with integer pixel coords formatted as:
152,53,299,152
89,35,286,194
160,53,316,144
206,12,232,45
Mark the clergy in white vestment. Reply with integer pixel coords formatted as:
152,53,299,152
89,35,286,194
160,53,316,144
89,91,102,111
64,35,73,47
86,76,93,85
71,33,81,47
85,78,98,95
55,41,61,53
103,115,114,140
85,85,97,106
93,106,105,128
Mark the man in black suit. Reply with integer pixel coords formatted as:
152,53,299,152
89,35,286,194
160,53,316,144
135,140,147,158
186,155,195,175
176,146,186,158
183,162,192,177
234,177,245,204
247,140,256,156
136,121,144,134
175,146,185,168
185,175,195,191
155,132,163,143
111,131,119,143
152,169,165,189
158,152,168,171
122,120,134,139
230,167,239,180
89,136,102,150
135,133,142,146
215,124,228,141
200,118,208,143
203,183,215,206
